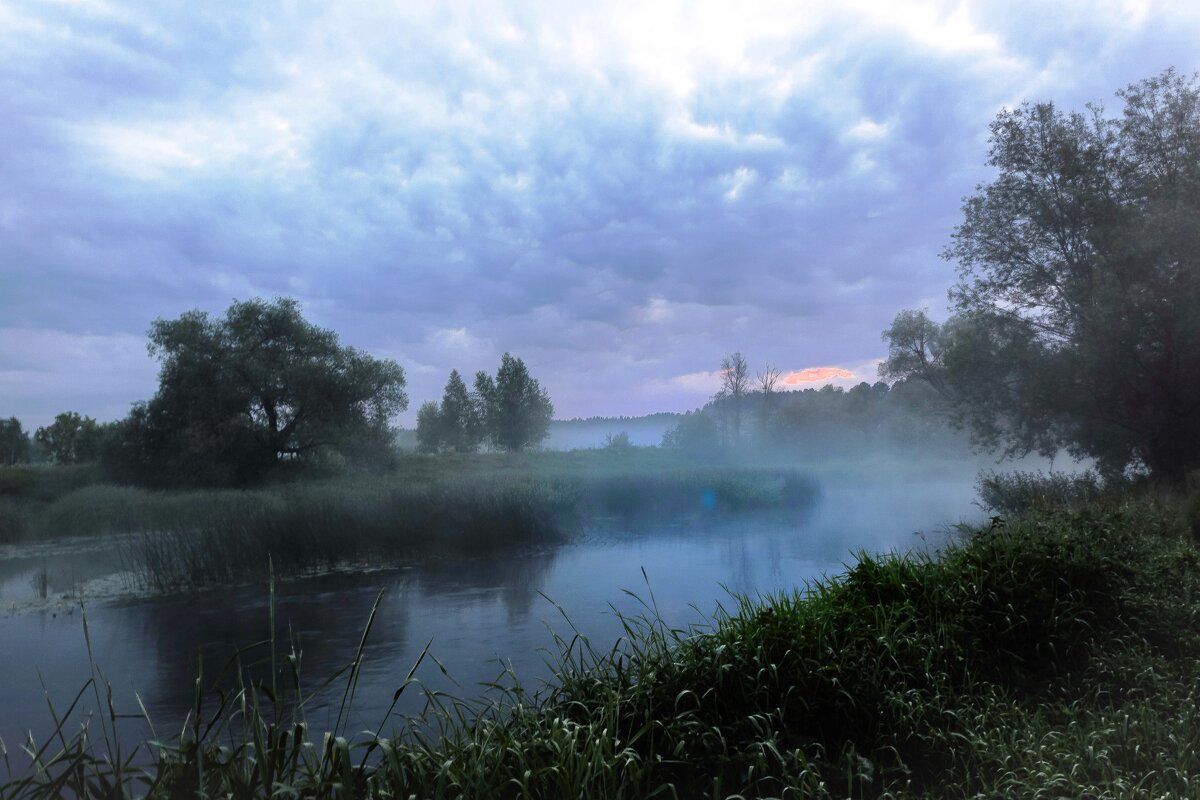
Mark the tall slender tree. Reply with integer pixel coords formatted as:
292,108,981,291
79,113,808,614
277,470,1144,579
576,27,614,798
439,369,483,453
715,352,750,446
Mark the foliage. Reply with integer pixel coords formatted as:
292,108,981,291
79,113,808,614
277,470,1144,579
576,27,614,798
883,70,1200,481
3,448,826,546
118,466,816,589
473,354,554,452
130,481,565,591
0,417,31,466
601,431,633,452
0,464,104,542
976,469,1111,516
416,370,485,454
33,412,103,465
661,377,960,455
414,401,442,454
660,408,723,455
6,493,1200,797
438,369,484,452
104,297,407,486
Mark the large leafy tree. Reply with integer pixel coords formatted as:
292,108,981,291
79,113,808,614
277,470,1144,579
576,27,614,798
474,354,554,452
109,298,407,485
34,412,103,464
883,70,1200,480
0,418,30,466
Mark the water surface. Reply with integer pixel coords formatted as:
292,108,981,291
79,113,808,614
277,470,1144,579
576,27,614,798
0,470,979,758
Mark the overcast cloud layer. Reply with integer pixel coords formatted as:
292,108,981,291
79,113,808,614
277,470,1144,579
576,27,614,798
2,0,1198,428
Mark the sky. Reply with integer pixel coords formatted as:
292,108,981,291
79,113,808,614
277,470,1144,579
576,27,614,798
2,0,1198,429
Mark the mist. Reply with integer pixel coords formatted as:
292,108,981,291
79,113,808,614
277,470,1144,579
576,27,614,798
2,2,1198,794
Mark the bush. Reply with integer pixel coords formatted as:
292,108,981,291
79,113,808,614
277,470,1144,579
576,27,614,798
977,469,1110,516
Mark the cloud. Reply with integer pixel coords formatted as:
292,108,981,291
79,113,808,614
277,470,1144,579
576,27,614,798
782,367,856,385
2,1,1198,423
0,328,158,428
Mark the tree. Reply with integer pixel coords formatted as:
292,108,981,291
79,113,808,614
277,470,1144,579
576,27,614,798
415,401,443,454
110,297,407,485
473,354,554,452
0,418,30,466
756,363,783,435
714,352,750,445
883,70,1200,480
661,410,722,455
414,371,483,454
34,412,103,464
438,369,484,453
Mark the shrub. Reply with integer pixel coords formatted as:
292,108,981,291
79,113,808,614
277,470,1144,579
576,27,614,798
977,469,1109,516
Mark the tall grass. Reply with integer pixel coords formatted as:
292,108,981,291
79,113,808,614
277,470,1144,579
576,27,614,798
4,490,1199,798
0,465,104,544
132,480,565,591
124,468,817,591
37,485,286,539
976,468,1112,516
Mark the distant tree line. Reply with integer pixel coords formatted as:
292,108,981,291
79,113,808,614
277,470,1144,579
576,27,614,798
0,412,108,466
661,355,955,457
416,354,554,453
4,298,559,485
0,298,411,486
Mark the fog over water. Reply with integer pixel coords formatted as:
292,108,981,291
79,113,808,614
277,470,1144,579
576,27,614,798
0,459,989,757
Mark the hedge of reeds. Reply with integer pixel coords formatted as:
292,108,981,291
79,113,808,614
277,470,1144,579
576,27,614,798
126,468,819,591
976,468,1112,516
4,486,1199,798
0,459,819,588
131,480,566,591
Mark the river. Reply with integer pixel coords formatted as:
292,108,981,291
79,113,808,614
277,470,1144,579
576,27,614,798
0,468,981,761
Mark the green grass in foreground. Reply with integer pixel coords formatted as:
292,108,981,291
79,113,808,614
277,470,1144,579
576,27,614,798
3,487,1199,798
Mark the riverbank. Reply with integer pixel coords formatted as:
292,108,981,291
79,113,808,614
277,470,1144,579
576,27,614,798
3,484,1197,798
0,453,821,592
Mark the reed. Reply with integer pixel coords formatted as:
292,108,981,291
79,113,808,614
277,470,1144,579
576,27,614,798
123,468,817,591
976,468,1112,516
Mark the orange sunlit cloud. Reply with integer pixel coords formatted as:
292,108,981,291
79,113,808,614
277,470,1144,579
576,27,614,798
782,367,855,385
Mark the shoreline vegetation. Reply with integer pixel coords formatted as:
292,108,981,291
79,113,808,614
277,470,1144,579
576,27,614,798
2,478,1198,798
0,451,822,593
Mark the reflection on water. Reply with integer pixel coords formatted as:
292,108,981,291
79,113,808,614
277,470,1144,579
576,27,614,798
0,472,981,759
0,536,131,603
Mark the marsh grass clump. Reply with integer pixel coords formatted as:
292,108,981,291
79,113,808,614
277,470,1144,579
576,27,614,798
132,481,566,591
6,491,1200,798
37,485,282,539
0,497,31,543
125,467,817,591
976,469,1111,516
29,566,48,599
